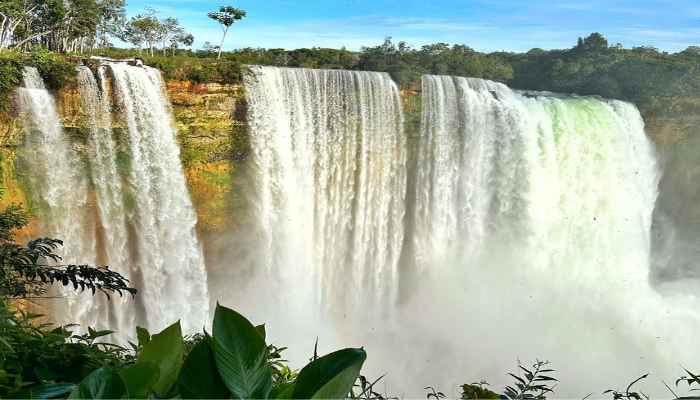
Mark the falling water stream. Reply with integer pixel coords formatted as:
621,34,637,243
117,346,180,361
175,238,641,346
19,65,209,334
243,66,406,314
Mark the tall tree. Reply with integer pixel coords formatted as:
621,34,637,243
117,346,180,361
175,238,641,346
121,7,160,55
0,0,25,50
158,17,193,56
207,5,246,60
96,0,126,50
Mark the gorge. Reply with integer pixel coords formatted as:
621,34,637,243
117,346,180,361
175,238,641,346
4,62,700,397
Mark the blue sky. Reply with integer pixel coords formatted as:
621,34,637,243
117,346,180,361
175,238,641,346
123,0,700,53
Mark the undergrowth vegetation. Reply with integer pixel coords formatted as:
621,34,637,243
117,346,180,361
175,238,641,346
0,49,77,114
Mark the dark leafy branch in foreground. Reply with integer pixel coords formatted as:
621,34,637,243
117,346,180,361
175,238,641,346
0,237,136,299
0,199,136,300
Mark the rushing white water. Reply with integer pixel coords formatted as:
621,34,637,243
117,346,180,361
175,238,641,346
403,75,700,397
17,67,97,322
243,66,406,314
19,65,208,334
19,63,700,396
240,69,700,396
102,64,209,333
416,75,658,280
76,66,132,330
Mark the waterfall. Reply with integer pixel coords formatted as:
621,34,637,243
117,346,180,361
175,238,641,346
20,65,209,334
18,62,700,395
17,67,97,323
98,64,208,333
77,66,132,330
243,66,406,314
415,75,658,280
408,75,700,396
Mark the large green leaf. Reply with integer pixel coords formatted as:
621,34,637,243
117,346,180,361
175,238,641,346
212,303,271,399
68,367,128,399
177,337,230,399
291,348,366,399
6,383,76,399
135,321,184,397
119,360,160,399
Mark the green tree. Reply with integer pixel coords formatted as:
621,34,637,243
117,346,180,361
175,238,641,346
120,7,160,55
157,17,193,56
207,5,246,60
0,0,25,50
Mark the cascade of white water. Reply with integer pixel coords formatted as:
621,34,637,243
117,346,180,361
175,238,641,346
17,67,97,322
76,66,133,330
416,75,658,282
407,75,700,397
103,64,209,333
243,66,406,314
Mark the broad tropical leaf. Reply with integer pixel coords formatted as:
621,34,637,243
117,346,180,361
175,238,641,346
135,321,184,397
68,367,128,399
6,383,76,399
177,337,230,399
291,348,366,399
212,303,271,399
119,360,160,399
255,324,266,340
271,382,296,399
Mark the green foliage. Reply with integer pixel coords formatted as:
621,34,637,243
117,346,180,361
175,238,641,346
0,301,133,397
0,49,82,118
177,338,230,399
26,48,78,91
1,302,367,399
139,56,243,84
207,5,247,60
675,368,700,399
4,382,76,399
68,367,128,399
604,374,649,400
0,51,24,109
0,197,135,300
212,303,272,398
350,374,392,400
425,386,446,399
357,37,513,89
134,321,183,397
119,361,160,399
291,347,366,399
460,381,500,399
501,32,700,103
502,360,557,400
207,6,247,29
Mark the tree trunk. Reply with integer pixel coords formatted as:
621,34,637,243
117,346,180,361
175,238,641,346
217,27,229,61
12,30,53,51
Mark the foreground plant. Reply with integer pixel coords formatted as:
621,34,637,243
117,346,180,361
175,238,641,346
0,300,132,397
2,302,366,399
0,199,136,300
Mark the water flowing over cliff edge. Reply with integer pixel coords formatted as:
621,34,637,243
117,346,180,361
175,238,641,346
17,64,209,334
7,65,700,396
